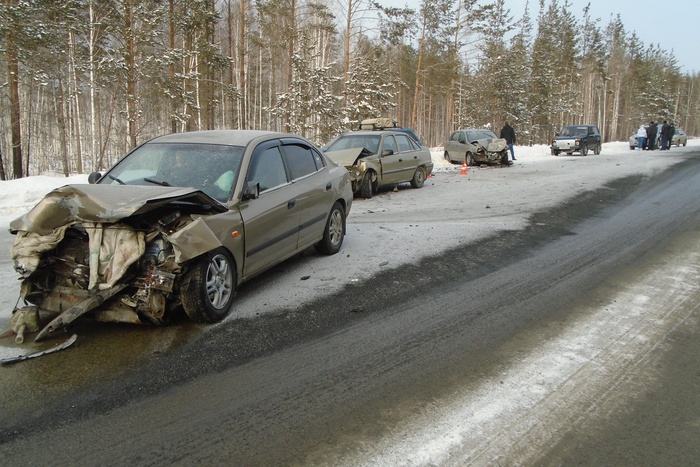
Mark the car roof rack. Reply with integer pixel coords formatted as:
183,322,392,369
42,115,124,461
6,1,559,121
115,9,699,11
359,118,398,131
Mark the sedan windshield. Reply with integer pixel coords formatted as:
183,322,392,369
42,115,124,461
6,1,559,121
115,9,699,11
100,142,244,202
326,135,381,154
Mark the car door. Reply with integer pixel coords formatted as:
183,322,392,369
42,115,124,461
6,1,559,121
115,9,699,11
395,133,425,175
446,131,467,161
240,140,299,277
375,134,406,184
279,139,334,249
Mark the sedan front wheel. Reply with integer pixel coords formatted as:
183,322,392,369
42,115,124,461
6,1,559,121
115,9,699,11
180,248,236,323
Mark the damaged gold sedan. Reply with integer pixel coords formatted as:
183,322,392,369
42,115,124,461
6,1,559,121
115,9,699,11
9,130,353,345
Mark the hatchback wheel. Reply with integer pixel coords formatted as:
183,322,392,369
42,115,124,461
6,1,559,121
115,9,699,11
466,152,475,166
180,248,236,323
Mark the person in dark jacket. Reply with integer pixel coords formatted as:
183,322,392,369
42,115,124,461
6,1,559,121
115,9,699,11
645,121,657,150
664,122,675,150
500,120,516,161
660,120,670,150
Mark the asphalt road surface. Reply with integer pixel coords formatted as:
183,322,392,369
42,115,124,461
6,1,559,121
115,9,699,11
0,152,699,465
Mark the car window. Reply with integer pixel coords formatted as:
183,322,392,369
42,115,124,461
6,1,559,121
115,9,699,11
383,135,398,155
454,132,466,144
248,146,288,192
561,126,588,137
395,134,414,153
467,131,479,142
482,130,498,139
283,143,321,180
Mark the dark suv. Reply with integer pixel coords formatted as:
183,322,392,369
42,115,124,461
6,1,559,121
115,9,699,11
551,124,602,156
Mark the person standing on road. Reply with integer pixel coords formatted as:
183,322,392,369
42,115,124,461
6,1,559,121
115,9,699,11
646,121,657,150
660,121,670,150
500,120,517,162
636,124,647,150
664,122,675,150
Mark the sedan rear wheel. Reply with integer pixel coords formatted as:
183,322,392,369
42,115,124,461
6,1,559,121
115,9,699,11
180,248,236,323
410,166,426,188
315,202,346,255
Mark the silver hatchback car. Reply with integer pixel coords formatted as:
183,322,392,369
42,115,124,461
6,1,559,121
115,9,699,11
443,129,510,166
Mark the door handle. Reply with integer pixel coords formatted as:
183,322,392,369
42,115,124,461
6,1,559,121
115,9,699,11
326,182,332,191
288,199,296,209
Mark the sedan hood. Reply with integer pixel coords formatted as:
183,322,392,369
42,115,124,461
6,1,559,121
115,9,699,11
324,148,371,166
10,184,227,235
472,137,507,152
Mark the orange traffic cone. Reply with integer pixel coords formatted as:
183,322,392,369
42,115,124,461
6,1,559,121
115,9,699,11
460,160,468,175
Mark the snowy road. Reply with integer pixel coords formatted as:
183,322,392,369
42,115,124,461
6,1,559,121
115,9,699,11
0,142,698,464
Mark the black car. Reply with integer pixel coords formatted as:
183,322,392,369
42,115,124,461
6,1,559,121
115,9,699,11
551,124,602,156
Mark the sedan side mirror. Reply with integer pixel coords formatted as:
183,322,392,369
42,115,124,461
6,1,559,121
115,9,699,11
241,181,260,201
87,172,102,184
381,149,394,156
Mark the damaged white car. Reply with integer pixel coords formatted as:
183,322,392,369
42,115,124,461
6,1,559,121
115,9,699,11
443,129,510,166
8,130,353,345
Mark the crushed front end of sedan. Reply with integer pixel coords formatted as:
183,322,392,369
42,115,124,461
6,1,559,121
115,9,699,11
9,185,228,343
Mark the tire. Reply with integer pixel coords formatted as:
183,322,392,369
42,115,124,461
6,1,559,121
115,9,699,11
466,152,474,166
360,171,374,199
594,143,601,155
580,144,588,156
444,152,452,163
410,166,426,188
180,248,236,323
315,202,346,255
551,150,560,156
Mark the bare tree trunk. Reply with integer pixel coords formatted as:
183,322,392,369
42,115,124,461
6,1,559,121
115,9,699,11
343,0,352,108
239,0,247,128
6,0,23,179
89,0,99,168
411,19,426,128
53,74,70,176
69,30,83,173
169,0,177,133
125,0,137,148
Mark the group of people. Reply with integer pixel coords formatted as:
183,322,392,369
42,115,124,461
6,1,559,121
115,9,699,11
635,120,676,151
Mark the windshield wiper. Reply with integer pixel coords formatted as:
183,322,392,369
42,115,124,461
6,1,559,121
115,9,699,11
144,177,172,187
108,175,125,185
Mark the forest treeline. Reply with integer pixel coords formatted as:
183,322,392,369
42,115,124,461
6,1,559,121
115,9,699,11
1,0,698,178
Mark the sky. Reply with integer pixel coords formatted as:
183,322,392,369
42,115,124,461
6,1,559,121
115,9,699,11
387,0,699,74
